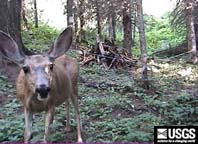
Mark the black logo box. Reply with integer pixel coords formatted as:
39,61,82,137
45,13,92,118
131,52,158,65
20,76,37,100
154,126,198,144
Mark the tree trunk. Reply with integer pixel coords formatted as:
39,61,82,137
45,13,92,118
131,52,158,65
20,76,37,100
132,1,137,46
112,11,116,41
33,0,38,28
0,0,32,55
132,22,136,46
108,4,116,42
73,0,78,44
0,0,8,33
122,0,132,57
21,0,29,30
78,0,85,43
67,0,74,26
96,0,102,38
185,0,197,63
136,0,149,89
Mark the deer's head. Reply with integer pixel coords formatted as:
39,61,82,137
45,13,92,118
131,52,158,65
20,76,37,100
0,27,73,101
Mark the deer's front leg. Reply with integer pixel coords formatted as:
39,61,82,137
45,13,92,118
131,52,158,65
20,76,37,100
44,107,54,142
24,108,33,142
71,94,83,142
65,98,71,132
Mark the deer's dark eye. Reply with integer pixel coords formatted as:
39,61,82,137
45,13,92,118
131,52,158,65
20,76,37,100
49,63,54,71
22,66,30,74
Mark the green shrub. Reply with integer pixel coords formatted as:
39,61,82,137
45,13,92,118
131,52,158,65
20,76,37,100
22,24,59,52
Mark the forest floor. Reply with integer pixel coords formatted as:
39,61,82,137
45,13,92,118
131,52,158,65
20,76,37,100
0,53,198,142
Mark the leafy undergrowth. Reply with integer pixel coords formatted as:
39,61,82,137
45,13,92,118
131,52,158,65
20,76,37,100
22,24,59,53
0,56,198,142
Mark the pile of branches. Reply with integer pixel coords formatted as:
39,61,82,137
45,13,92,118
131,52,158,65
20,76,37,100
77,37,138,69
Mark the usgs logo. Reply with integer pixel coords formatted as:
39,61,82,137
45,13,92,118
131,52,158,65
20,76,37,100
154,126,198,144
167,128,196,139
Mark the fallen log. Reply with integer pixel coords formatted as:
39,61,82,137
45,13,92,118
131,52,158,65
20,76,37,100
152,42,188,57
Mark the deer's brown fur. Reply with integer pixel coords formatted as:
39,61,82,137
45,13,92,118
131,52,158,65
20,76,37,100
0,27,82,142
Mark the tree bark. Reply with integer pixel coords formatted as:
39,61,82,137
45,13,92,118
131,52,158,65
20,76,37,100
185,0,197,63
21,0,29,30
67,0,74,26
33,0,38,28
78,0,85,43
108,4,116,42
0,0,8,32
122,0,132,57
112,11,116,41
0,0,32,55
131,1,137,46
136,0,149,89
96,0,102,38
73,0,78,43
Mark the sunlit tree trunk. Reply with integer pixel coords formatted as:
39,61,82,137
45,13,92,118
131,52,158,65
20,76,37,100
67,0,74,26
131,1,137,46
185,0,197,63
136,0,149,89
108,4,116,42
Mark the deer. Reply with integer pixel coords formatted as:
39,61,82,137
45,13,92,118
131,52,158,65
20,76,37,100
0,27,83,142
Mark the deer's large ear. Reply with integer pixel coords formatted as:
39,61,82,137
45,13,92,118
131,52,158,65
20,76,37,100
49,27,73,61
0,31,25,66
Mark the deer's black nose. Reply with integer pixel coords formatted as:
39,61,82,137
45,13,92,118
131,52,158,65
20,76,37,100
35,84,51,98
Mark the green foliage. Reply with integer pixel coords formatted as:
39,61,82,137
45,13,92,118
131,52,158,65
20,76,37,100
0,117,23,141
0,76,10,91
81,28,97,47
86,116,154,142
163,94,198,125
111,14,186,56
0,96,23,141
144,14,186,55
22,24,59,52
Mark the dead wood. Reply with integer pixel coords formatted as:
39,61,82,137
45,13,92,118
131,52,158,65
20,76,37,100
152,42,188,57
77,37,138,69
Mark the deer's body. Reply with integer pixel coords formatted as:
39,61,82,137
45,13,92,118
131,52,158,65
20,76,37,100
0,27,82,142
